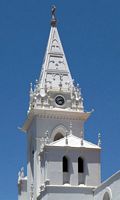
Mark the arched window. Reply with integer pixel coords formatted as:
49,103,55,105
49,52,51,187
103,192,110,200
78,157,84,173
63,156,68,172
54,133,64,141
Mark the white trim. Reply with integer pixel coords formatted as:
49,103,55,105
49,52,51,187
51,125,67,141
102,187,112,200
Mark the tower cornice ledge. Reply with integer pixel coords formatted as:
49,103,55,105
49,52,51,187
37,185,95,200
21,109,92,133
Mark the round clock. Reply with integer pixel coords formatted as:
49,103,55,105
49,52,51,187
55,95,65,106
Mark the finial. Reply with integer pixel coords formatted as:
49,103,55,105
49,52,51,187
21,167,24,177
45,130,49,144
80,130,84,146
98,132,101,147
30,82,33,94
18,167,24,181
80,124,84,139
80,130,83,138
65,130,68,145
36,79,38,85
70,122,72,135
81,138,83,146
77,83,79,88
51,5,57,27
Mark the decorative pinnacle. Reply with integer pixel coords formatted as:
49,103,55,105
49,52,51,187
45,130,49,144
45,130,49,139
51,5,57,27
98,132,101,147
70,122,72,135
81,138,83,146
80,129,84,146
65,130,68,145
30,82,33,94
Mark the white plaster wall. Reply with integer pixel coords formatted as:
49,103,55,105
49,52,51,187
26,115,100,199
38,186,94,200
36,116,84,139
18,179,27,200
94,171,120,200
45,147,101,187
27,118,36,200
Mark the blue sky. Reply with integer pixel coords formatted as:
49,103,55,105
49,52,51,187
0,0,120,199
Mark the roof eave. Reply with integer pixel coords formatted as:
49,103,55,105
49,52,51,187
21,108,92,133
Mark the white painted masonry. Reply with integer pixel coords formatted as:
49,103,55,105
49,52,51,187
18,6,120,200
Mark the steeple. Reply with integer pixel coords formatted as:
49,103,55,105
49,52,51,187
27,6,84,115
39,5,73,92
18,8,102,200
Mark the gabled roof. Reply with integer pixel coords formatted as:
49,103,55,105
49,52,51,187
46,134,100,149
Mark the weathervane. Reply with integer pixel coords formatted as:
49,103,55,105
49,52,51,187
51,5,57,27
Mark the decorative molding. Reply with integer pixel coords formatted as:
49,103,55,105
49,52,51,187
51,125,67,141
102,187,112,200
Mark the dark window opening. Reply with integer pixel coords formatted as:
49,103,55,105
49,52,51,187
63,156,68,172
54,133,64,141
103,192,110,200
78,157,84,173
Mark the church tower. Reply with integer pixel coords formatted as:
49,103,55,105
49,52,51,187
18,6,101,200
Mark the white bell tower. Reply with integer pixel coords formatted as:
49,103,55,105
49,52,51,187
18,6,101,200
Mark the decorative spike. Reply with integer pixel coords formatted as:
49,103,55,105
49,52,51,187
65,130,68,145
21,167,24,178
30,82,33,94
45,78,47,91
35,79,38,89
45,130,49,138
98,132,101,147
77,83,79,88
80,130,83,139
81,138,83,146
45,130,49,144
70,122,72,135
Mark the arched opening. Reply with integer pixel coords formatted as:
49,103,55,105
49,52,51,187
78,157,84,173
63,156,68,172
51,125,67,142
54,133,64,141
78,157,84,185
103,192,110,200
63,156,70,184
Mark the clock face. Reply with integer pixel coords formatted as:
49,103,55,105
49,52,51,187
55,95,65,106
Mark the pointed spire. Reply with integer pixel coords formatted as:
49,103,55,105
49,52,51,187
26,7,84,114
51,5,57,27
39,6,73,92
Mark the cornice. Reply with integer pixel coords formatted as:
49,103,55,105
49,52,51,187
21,108,92,133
